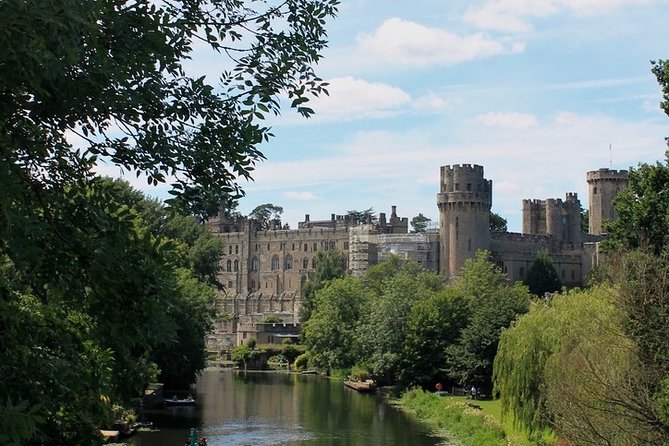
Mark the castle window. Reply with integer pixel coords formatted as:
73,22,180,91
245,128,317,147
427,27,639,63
313,242,317,251
455,183,459,190
235,245,239,254
344,241,349,250
571,270,576,280
255,244,259,252
251,256,259,271
267,243,270,251
312,257,317,269
593,187,598,194
303,257,308,269
330,241,336,250
229,246,233,255
271,255,279,270
227,281,233,289
292,243,295,250
284,254,293,270
250,280,255,291
467,183,471,191
226,260,232,272
234,260,239,271
304,243,308,252
519,267,524,278
468,238,472,251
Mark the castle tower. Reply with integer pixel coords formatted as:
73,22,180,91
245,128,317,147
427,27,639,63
586,169,628,235
437,164,492,278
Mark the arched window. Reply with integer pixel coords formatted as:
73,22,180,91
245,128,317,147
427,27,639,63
226,260,232,272
302,257,308,269
312,257,317,269
271,255,279,270
234,259,239,272
284,254,293,270
251,256,259,271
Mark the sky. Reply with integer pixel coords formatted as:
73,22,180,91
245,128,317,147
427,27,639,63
118,0,669,232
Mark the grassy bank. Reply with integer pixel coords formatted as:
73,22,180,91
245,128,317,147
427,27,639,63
398,389,555,446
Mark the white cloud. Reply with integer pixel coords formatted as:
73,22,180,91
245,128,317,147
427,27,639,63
311,76,411,119
464,0,557,32
465,0,656,32
474,111,539,130
413,93,451,110
284,191,318,201
357,17,521,66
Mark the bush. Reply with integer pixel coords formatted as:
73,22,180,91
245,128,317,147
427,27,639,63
293,353,310,370
350,365,369,381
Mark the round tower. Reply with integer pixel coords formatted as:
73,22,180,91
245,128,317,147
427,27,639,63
586,168,628,235
437,164,492,278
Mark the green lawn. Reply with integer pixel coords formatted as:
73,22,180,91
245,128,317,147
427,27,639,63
398,390,555,446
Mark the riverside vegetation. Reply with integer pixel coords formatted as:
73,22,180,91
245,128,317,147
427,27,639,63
0,0,338,444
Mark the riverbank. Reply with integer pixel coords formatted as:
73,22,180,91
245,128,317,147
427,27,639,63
396,388,555,446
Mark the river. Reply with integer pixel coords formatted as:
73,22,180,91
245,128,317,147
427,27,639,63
129,368,442,446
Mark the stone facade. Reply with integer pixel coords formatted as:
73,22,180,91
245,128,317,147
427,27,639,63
208,163,627,349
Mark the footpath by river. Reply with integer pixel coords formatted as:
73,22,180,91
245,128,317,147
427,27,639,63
128,368,449,446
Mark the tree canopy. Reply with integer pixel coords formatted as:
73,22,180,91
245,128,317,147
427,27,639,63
525,248,562,297
0,0,338,443
249,203,285,230
347,208,378,225
410,213,431,233
489,212,508,233
1,0,338,217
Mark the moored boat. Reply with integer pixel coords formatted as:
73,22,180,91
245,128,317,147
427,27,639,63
164,395,196,406
343,379,376,393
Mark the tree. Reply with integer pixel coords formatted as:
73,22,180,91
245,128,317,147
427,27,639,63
398,288,469,387
525,249,562,297
356,265,443,384
249,203,284,230
410,213,431,233
494,283,667,445
347,208,378,225
580,206,589,233
605,161,669,255
652,59,669,128
299,248,347,324
302,277,368,371
0,1,337,442
444,251,531,393
489,212,507,233
1,0,338,215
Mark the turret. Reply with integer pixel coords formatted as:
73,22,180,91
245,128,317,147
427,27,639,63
437,164,492,278
586,169,628,235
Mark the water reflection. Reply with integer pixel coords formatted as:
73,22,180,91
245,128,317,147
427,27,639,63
131,369,439,446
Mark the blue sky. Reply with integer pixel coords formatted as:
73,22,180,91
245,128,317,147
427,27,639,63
115,0,669,232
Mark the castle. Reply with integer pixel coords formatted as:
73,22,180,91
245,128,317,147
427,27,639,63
207,164,627,350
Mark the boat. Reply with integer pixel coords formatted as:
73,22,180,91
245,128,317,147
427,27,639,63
301,370,318,375
343,379,376,393
164,395,196,406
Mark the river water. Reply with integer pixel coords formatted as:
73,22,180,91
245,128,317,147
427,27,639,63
129,368,441,446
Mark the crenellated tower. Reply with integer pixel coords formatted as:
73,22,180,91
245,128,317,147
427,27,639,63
586,168,628,235
522,193,581,244
437,164,492,278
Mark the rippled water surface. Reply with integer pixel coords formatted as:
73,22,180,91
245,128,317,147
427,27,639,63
129,368,441,446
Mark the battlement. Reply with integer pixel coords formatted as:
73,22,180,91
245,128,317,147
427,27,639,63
441,164,484,174
586,168,628,182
